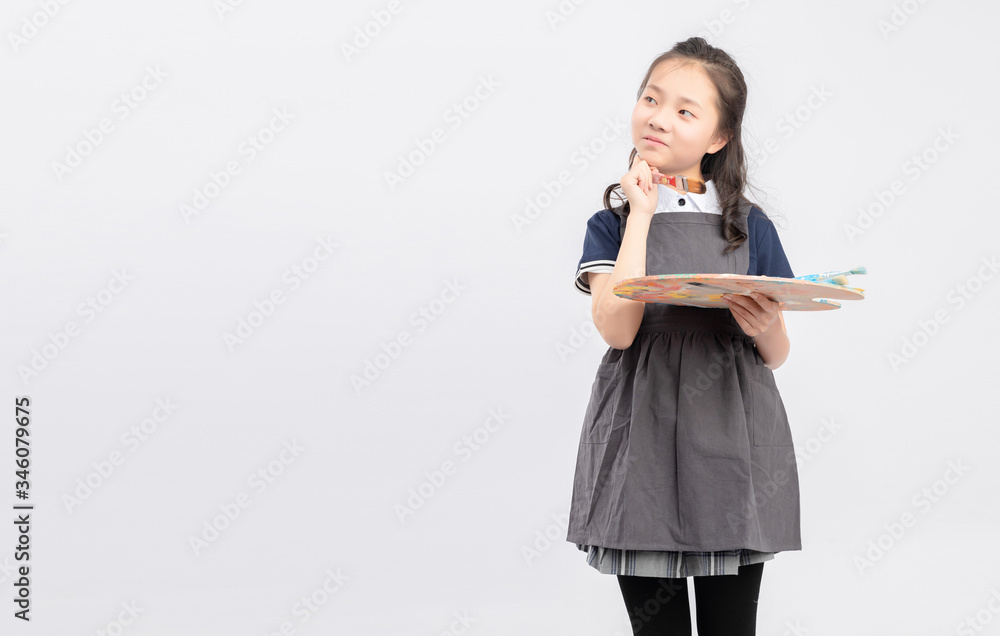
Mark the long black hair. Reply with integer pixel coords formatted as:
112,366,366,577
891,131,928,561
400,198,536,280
604,37,755,254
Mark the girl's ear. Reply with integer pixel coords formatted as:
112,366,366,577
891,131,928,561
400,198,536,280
707,131,731,155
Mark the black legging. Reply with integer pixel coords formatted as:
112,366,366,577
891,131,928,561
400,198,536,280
616,562,764,636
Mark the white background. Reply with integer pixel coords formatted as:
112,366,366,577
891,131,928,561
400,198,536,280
2,0,998,634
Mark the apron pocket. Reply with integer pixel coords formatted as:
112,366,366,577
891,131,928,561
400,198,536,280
582,361,619,444
745,359,793,447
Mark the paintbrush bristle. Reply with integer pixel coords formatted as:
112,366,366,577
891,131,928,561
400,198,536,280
686,180,707,194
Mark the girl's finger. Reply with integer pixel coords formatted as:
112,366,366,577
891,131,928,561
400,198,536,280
727,305,750,335
727,295,758,320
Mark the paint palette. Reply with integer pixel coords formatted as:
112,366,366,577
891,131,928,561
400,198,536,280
612,273,866,311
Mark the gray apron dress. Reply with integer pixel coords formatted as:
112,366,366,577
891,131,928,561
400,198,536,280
566,204,802,553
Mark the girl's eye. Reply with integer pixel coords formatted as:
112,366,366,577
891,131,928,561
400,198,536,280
643,97,692,117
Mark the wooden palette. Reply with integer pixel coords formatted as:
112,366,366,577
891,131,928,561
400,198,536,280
612,273,865,311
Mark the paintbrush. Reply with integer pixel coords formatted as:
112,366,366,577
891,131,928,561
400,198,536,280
650,170,707,194
795,266,867,286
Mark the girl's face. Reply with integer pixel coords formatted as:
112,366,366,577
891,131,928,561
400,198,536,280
631,59,729,179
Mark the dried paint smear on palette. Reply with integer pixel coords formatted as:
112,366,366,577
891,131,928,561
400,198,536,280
613,273,866,311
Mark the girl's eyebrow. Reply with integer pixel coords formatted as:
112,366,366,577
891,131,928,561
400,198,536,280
645,83,702,109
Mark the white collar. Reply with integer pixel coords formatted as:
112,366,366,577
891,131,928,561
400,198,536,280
654,178,722,215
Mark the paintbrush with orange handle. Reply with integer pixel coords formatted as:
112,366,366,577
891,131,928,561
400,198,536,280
650,169,706,194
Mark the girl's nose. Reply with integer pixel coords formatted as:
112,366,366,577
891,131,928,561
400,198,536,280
649,116,670,134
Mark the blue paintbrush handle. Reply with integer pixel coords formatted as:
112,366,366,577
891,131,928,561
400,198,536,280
795,266,867,283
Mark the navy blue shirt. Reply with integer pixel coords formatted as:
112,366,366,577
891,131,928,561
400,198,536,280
574,207,794,295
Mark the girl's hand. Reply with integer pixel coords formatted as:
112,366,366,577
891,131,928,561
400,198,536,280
722,292,779,338
620,156,658,217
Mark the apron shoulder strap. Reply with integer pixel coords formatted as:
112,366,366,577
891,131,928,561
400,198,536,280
615,199,751,242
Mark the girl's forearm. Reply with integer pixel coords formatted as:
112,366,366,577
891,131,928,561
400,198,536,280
593,212,654,350
753,312,789,370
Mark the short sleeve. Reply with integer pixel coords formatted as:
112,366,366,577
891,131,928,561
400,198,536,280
748,209,794,278
574,209,622,296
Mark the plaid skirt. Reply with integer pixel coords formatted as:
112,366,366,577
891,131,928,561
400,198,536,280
576,543,775,578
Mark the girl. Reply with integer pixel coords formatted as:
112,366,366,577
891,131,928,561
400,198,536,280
566,37,800,636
